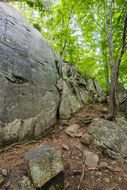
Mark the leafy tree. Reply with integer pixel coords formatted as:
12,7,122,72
72,0,127,119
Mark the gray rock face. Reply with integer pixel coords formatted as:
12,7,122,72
0,3,59,143
116,83,127,113
116,83,127,105
58,63,106,119
81,117,127,161
12,176,36,190
59,80,83,119
25,145,63,188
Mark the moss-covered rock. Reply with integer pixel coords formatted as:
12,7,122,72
25,145,64,188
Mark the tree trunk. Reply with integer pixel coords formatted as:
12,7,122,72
102,46,110,92
107,65,118,119
107,11,127,120
105,62,110,92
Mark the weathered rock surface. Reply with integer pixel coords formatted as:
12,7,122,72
116,83,127,106
12,176,36,190
59,80,83,119
0,3,59,143
116,83,127,114
25,144,63,188
81,117,127,161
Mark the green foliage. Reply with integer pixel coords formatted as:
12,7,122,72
22,0,44,12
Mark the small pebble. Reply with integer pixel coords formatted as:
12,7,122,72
62,144,69,151
104,178,110,183
2,169,7,176
79,152,82,157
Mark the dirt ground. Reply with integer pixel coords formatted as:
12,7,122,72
0,103,127,190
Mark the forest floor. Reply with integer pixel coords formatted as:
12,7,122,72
0,103,127,190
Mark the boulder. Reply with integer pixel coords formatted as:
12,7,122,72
0,3,59,143
25,145,63,188
81,117,127,161
12,176,36,190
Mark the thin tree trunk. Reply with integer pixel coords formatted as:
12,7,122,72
102,46,110,92
107,11,127,120
108,65,117,119
104,0,127,120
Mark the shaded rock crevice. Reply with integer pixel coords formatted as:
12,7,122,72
6,74,29,84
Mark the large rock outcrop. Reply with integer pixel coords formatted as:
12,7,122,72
57,62,106,119
81,117,127,161
0,3,59,143
0,3,106,144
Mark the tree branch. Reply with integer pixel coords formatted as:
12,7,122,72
90,15,106,33
116,11,127,70
110,0,113,38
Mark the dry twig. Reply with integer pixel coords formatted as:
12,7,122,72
74,144,85,190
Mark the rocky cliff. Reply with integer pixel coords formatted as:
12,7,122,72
0,2,106,144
